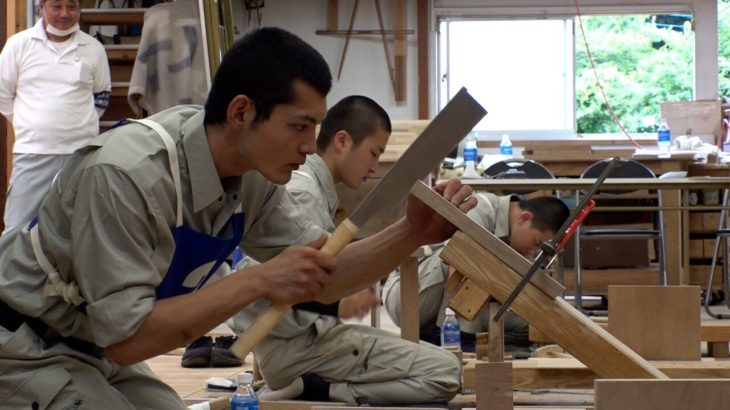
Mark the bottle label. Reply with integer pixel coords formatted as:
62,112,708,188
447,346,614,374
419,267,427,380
464,147,477,163
658,129,671,143
441,322,461,347
500,146,513,156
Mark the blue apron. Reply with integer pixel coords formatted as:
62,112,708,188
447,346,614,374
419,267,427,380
132,119,245,300
30,118,245,305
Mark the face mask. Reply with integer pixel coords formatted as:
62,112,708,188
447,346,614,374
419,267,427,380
45,22,79,37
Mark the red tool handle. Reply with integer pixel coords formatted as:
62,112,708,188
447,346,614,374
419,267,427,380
556,199,595,252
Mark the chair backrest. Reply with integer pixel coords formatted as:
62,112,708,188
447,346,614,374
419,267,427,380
483,159,554,195
580,158,656,195
483,159,555,180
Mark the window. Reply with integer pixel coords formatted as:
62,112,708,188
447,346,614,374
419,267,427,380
437,13,695,137
439,19,574,137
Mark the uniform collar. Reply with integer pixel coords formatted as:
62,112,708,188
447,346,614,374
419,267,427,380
494,194,517,239
303,154,339,216
182,110,239,212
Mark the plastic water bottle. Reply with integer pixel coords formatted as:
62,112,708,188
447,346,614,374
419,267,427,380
231,373,258,410
499,134,513,156
657,118,671,158
462,131,481,178
441,308,461,349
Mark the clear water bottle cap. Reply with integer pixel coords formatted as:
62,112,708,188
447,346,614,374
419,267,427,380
237,372,253,384
501,134,511,144
445,307,455,316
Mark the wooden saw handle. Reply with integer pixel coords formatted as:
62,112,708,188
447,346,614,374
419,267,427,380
230,219,359,359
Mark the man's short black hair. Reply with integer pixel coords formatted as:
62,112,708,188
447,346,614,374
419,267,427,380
316,95,391,153
204,27,332,125
519,196,570,234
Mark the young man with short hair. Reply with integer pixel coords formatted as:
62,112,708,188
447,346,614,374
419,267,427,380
383,194,569,352
230,95,461,406
0,28,475,407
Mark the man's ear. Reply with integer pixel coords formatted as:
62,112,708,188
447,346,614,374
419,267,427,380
227,95,254,128
518,210,534,225
333,130,351,152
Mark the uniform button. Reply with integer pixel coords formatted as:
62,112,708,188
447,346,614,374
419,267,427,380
352,349,359,356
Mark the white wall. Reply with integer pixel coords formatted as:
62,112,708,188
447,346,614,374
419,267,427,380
232,0,420,120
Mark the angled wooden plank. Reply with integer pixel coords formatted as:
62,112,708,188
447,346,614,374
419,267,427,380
595,379,730,410
442,231,666,380
410,181,563,298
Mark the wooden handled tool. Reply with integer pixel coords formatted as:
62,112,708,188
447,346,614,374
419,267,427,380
230,88,487,359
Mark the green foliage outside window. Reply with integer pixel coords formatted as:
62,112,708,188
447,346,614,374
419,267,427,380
575,14,695,133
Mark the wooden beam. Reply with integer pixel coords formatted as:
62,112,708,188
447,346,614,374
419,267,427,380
410,181,564,298
486,299,504,362
399,256,420,342
442,232,666,379
393,0,406,102
327,0,338,30
594,379,730,410
79,8,146,25
260,401,346,410
416,0,429,119
463,358,730,390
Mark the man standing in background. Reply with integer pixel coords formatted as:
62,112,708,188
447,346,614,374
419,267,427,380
0,0,111,233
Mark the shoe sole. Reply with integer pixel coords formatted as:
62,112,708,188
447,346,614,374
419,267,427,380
210,350,244,367
181,355,211,368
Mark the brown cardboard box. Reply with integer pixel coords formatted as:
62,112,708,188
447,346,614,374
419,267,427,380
660,100,722,142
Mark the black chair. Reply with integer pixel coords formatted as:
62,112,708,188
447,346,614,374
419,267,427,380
483,159,555,195
704,189,730,319
573,158,668,315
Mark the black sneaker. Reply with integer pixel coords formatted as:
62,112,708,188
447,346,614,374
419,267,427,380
211,335,244,367
181,336,213,368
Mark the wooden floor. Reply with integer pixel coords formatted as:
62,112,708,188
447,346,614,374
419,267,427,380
145,348,251,405
145,305,730,408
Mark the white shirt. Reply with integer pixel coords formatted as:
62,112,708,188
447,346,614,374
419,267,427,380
0,19,111,154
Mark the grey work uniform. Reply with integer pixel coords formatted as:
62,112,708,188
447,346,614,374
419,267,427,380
0,106,323,409
229,154,461,405
382,192,529,346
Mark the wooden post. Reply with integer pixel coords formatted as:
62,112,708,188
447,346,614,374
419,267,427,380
399,256,419,342
476,361,513,410
487,299,504,362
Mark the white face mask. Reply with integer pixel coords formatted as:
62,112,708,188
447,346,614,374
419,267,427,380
45,22,79,38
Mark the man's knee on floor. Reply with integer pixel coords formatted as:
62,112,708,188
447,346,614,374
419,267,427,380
422,348,462,399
